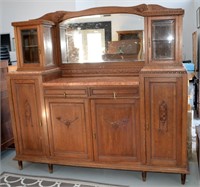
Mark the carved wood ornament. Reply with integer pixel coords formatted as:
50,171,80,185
24,100,33,127
159,101,168,133
104,117,129,129
56,116,79,127
34,4,184,24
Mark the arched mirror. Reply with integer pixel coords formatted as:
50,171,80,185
59,14,144,64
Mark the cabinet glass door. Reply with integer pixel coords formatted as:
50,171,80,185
21,29,39,64
151,19,175,61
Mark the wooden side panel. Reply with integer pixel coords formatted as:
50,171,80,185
42,25,54,66
1,61,14,150
91,99,140,163
11,79,44,156
1,91,14,150
145,77,182,166
45,98,93,160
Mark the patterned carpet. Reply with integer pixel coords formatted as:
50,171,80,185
0,172,126,187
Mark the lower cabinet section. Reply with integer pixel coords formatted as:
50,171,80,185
8,76,188,184
45,98,93,161
145,77,183,167
10,78,46,158
144,75,188,170
91,98,141,164
44,96,142,167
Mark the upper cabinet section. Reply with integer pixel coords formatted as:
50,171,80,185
12,20,56,71
12,4,184,71
148,16,182,64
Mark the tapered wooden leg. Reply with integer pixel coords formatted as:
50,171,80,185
142,171,147,181
18,161,23,170
48,164,53,173
181,174,186,185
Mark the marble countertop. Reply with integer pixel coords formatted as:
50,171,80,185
43,77,139,87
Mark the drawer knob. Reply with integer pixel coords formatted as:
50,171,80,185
113,92,117,99
63,92,67,98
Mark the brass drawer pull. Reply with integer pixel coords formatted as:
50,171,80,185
63,92,67,98
113,92,117,99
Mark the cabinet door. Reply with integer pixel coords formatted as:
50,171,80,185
91,99,140,163
148,16,180,63
15,24,54,70
45,98,93,160
11,79,45,156
145,77,184,167
20,28,40,64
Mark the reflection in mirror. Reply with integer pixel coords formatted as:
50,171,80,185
60,14,144,63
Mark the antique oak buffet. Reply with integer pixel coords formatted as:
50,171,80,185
7,4,188,184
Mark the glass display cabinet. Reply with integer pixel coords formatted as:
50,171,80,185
148,16,180,63
12,20,55,70
8,4,188,185
152,19,175,60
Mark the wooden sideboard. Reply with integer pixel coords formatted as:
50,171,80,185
7,4,189,184
1,60,14,151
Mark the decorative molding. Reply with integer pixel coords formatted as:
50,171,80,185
140,71,187,74
104,117,129,129
143,4,184,16
56,116,78,127
24,100,33,127
34,11,68,24
31,4,184,24
159,101,168,132
62,66,143,77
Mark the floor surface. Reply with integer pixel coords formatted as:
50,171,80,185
1,149,199,187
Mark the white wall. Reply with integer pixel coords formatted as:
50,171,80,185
0,0,196,62
0,0,75,51
0,2,2,32
193,0,200,74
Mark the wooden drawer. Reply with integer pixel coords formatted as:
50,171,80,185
44,88,88,98
89,86,139,98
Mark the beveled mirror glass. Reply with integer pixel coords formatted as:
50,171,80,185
60,14,144,64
